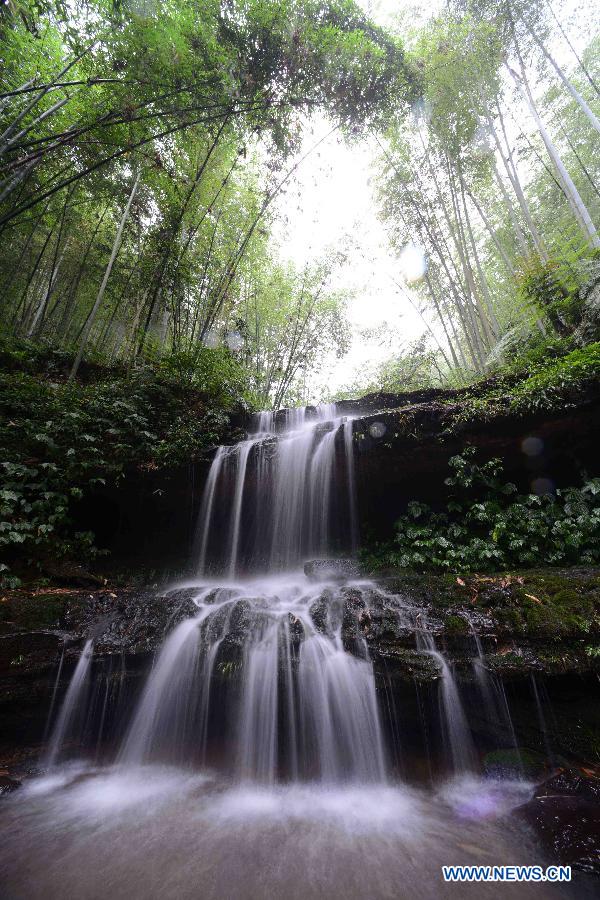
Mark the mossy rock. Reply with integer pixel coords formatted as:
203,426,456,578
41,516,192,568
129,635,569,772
379,568,600,640
443,613,469,634
511,576,599,637
484,650,531,674
374,648,441,683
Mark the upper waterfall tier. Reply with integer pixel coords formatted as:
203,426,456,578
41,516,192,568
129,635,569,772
194,403,358,576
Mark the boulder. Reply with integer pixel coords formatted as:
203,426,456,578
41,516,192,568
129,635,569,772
516,770,600,874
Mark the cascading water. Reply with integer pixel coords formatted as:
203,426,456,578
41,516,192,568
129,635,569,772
115,403,384,782
194,403,359,576
7,403,559,900
469,619,521,761
44,639,94,767
416,629,477,774
44,404,482,782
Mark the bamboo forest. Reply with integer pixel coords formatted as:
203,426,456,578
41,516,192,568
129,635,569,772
0,1,599,897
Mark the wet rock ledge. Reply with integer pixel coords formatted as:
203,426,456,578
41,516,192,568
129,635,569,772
1,566,598,756
367,567,600,680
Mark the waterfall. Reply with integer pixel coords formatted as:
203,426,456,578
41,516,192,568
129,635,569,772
417,630,477,774
119,587,230,766
44,639,94,767
227,439,258,577
530,674,555,763
469,619,521,760
307,425,338,556
343,417,359,553
195,403,358,576
298,631,386,781
237,618,281,782
103,404,390,781
194,446,225,575
45,403,480,784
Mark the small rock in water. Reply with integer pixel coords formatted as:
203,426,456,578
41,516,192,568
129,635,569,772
304,559,361,582
0,774,21,796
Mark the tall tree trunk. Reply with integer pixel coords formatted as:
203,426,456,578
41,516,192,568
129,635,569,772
507,4,600,250
545,0,600,98
69,171,140,381
50,205,110,343
552,113,600,201
377,136,483,371
492,160,529,256
424,270,463,369
390,276,453,371
508,64,600,249
466,188,516,275
458,172,500,338
0,46,87,155
27,184,75,337
12,227,53,331
490,108,548,260
27,242,68,337
528,25,600,136
0,206,47,310
445,157,494,351
0,97,70,158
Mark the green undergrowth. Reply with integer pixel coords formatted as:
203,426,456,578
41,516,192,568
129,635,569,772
445,339,600,429
363,448,600,575
509,342,600,411
0,337,249,585
376,569,600,640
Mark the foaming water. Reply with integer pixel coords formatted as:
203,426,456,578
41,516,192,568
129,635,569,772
0,765,561,900
118,571,387,781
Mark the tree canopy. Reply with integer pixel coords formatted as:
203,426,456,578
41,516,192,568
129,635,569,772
1,0,599,402
0,0,418,404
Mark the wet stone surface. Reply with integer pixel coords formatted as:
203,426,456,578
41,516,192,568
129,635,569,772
516,770,600,875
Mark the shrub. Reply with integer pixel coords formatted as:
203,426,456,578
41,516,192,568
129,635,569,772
0,340,249,584
363,447,600,573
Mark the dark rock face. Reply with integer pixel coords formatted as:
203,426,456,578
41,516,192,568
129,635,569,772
351,393,600,537
516,770,600,874
304,559,362,581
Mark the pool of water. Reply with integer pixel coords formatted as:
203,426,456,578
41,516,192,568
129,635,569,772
0,765,578,899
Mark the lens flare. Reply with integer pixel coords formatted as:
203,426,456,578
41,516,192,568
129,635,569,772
203,329,220,349
398,243,427,283
369,422,386,439
225,330,244,352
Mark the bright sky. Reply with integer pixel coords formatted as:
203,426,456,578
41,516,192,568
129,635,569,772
273,128,415,396
270,1,443,398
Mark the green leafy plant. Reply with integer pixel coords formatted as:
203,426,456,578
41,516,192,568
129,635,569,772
363,447,600,573
0,338,248,584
